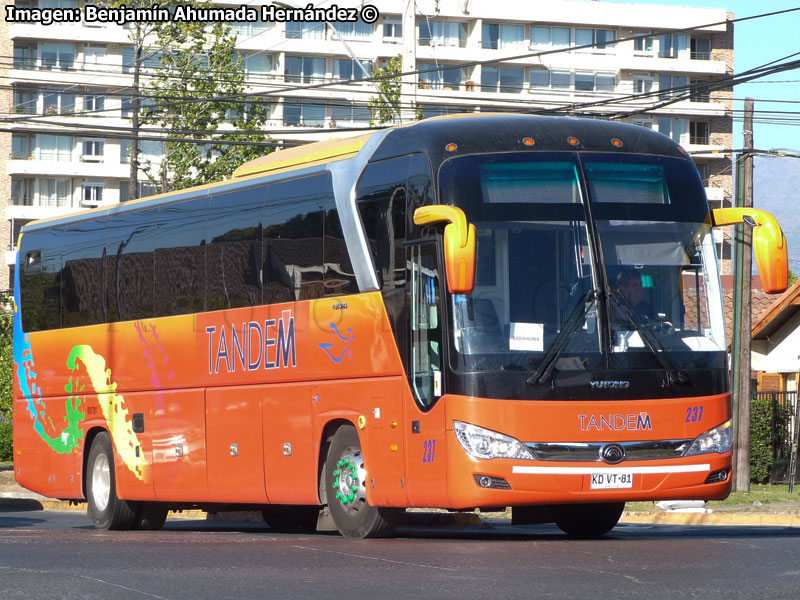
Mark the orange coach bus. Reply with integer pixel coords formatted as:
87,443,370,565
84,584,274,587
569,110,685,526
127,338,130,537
13,114,788,538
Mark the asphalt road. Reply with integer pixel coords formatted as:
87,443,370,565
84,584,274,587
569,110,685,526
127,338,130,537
1,510,799,600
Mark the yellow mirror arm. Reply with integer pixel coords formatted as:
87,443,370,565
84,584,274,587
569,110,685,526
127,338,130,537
711,207,786,249
413,205,470,249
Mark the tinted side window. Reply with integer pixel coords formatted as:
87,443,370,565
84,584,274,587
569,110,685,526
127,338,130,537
62,217,108,327
105,209,157,322
357,155,410,290
263,175,325,302
207,187,264,310
155,198,208,317
324,195,357,297
20,228,63,332
407,152,435,239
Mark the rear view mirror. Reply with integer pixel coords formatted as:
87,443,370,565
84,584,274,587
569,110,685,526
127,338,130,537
413,205,476,294
711,208,788,294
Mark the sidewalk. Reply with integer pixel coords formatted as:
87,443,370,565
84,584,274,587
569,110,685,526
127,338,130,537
3,467,799,527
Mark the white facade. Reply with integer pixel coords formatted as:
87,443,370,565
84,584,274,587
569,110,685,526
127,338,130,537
3,0,735,289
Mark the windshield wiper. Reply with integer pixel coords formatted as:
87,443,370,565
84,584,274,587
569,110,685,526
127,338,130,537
609,288,689,387
527,289,596,386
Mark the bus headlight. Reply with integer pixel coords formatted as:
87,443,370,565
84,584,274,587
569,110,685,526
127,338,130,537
453,421,536,460
683,420,733,456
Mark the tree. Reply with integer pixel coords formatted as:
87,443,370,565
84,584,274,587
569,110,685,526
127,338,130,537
0,292,13,423
140,2,271,192
368,56,403,126
115,0,271,195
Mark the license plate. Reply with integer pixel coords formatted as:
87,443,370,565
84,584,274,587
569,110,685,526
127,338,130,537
590,472,633,489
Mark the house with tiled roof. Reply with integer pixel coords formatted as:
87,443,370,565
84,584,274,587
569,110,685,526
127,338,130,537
751,278,800,393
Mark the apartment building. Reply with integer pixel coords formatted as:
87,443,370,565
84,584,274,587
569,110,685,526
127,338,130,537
3,0,735,291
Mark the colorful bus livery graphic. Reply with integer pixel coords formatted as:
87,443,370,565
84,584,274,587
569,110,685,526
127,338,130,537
13,115,788,538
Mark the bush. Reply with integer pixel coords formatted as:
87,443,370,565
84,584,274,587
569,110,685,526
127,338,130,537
0,422,12,462
750,395,792,483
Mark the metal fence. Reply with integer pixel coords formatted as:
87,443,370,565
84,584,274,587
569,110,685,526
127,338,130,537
753,391,800,485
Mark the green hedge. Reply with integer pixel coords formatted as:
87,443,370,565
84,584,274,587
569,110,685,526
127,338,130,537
750,395,792,483
0,422,12,462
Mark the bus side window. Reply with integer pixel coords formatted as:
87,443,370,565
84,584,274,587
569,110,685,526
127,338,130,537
409,242,442,408
19,229,63,332
62,217,108,327
207,187,264,310
264,176,325,302
155,199,209,317
105,208,158,322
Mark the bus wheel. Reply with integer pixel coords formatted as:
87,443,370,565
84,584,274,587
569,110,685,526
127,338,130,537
261,505,319,532
86,432,138,530
552,502,625,538
135,503,168,530
326,425,397,539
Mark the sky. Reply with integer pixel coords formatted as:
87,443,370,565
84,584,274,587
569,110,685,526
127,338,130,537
599,0,800,152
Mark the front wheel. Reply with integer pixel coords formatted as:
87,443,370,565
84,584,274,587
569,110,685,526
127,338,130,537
86,432,139,530
326,425,398,538
552,502,625,538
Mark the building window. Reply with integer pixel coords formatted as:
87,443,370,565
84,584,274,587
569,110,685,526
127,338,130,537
333,58,372,81
418,62,465,90
11,178,34,206
530,69,570,90
658,33,689,59
482,23,525,49
285,56,326,83
575,28,616,51
240,53,272,79
40,43,76,70
658,117,687,143
331,19,373,41
283,100,325,127
40,178,73,207
13,44,36,70
84,91,105,113
689,121,710,145
691,37,711,60
38,135,74,162
231,16,270,37
574,72,616,93
121,96,132,118
82,180,105,206
481,66,524,93
632,117,654,130
695,162,711,185
530,26,571,49
13,89,37,114
634,75,654,94
420,20,467,48
633,30,655,55
658,74,689,99
285,21,325,40
330,102,371,124
42,90,76,115
383,19,402,43
690,78,711,102
82,139,105,161
83,43,107,66
12,134,34,160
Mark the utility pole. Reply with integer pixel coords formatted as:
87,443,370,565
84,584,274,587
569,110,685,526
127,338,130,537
400,0,417,123
732,98,754,492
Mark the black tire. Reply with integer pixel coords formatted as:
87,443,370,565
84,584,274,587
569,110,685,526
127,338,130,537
552,502,625,538
135,503,168,530
261,505,320,532
85,432,139,530
326,425,398,538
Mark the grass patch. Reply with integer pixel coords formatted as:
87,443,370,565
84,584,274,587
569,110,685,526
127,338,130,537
626,484,799,512
0,461,12,470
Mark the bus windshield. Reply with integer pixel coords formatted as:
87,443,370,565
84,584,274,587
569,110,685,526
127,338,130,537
439,151,726,375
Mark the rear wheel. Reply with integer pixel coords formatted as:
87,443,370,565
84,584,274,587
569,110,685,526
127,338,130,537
86,432,138,530
326,425,397,538
552,502,625,538
261,505,319,532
